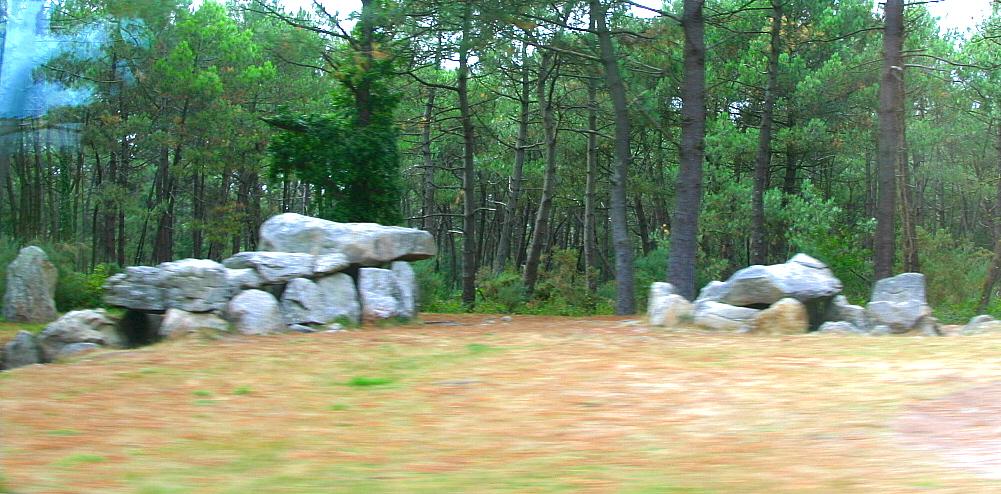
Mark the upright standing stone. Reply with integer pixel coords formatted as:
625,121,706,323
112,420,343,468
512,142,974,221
358,268,401,321
280,278,326,325
227,289,284,335
744,298,810,335
2,246,58,323
865,273,935,334
392,261,417,318
316,273,361,324
647,283,695,327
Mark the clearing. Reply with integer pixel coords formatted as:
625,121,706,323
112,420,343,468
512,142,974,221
3,314,1001,493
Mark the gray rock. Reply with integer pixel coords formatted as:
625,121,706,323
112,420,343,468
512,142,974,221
222,252,316,284
225,268,263,292
159,259,230,312
962,315,1001,335
104,266,167,311
314,253,351,276
38,310,116,362
696,281,726,303
827,295,869,330
316,273,361,324
2,246,58,323
287,324,316,333
392,261,417,318
648,283,694,327
226,289,285,335
718,254,842,307
358,268,402,321
259,213,436,265
2,331,41,369
871,325,893,336
280,278,325,325
55,342,101,359
816,321,866,334
865,273,933,334
159,308,229,339
694,301,761,331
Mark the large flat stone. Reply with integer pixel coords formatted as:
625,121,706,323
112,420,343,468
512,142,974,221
259,213,436,265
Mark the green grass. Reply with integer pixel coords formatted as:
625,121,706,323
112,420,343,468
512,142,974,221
346,376,395,387
232,386,252,395
53,453,107,467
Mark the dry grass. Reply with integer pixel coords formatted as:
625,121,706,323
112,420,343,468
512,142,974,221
3,314,1001,493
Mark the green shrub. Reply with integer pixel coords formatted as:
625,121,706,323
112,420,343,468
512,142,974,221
478,267,526,313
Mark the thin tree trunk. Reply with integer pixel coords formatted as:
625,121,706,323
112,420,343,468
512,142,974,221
583,75,599,292
591,0,635,314
523,52,559,293
978,124,1001,313
667,0,706,301
458,3,477,308
494,42,531,273
751,0,781,265
875,0,904,279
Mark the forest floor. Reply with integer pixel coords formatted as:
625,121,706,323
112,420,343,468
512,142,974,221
3,314,1001,493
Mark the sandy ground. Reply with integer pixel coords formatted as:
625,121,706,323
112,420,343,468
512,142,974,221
3,314,1001,493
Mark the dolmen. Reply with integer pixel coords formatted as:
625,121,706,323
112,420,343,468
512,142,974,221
648,253,941,335
102,213,435,341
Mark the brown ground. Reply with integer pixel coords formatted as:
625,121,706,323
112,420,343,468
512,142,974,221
3,314,1001,493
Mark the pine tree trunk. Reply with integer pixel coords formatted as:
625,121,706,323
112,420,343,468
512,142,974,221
667,0,706,301
458,3,477,308
751,0,781,265
592,0,635,314
523,52,559,294
494,43,531,273
875,0,904,280
583,75,599,293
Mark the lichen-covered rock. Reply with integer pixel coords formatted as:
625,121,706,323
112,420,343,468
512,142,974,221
104,266,167,311
159,259,230,312
316,273,361,324
37,310,117,362
826,295,869,331
55,342,101,360
694,301,760,331
962,315,1001,335
744,298,810,335
358,268,402,321
392,261,417,318
648,283,694,327
222,252,316,284
225,268,263,292
2,331,41,369
2,246,58,323
227,289,284,335
695,281,726,303
314,253,351,276
159,308,229,339
865,273,934,334
259,213,436,265
717,254,842,307
816,321,866,334
280,278,326,325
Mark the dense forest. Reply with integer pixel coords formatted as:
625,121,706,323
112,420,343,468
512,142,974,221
0,0,999,320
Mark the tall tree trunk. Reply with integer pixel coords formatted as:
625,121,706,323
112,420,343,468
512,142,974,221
751,0,782,265
583,74,599,293
458,3,477,308
591,0,635,314
875,0,904,279
420,85,438,231
523,52,559,293
667,0,706,301
494,42,531,272
978,123,1001,313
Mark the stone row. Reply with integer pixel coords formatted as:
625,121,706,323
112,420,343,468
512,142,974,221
648,253,944,335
